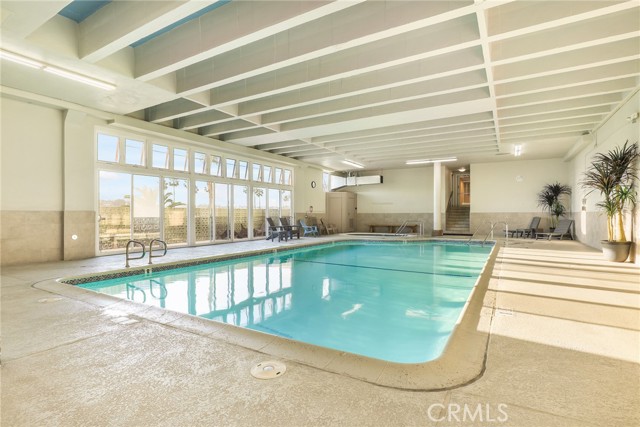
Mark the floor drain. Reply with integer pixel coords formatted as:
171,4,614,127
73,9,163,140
251,360,286,379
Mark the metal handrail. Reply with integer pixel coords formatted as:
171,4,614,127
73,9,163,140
125,240,146,268
467,221,509,246
482,221,508,245
148,239,167,265
395,220,409,235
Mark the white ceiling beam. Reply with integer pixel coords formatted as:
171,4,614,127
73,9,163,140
0,0,72,39
325,127,497,150
496,78,637,109
134,1,366,81
224,97,495,147
486,1,638,42
498,93,621,119
238,48,486,117
279,88,491,133
79,1,219,63
495,60,640,98
258,71,488,126
175,7,479,95
312,112,495,144
494,39,640,83
499,106,612,126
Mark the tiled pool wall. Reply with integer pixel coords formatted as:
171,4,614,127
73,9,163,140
62,238,494,285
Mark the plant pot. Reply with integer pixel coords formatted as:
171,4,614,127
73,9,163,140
601,240,632,262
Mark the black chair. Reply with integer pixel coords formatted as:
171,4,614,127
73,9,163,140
266,217,288,242
515,216,541,238
279,217,301,239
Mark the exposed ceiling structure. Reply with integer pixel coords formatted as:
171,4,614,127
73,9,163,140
1,1,638,171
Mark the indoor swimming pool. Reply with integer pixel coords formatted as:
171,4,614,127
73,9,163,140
73,240,493,363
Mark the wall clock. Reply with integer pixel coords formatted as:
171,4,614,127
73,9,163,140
311,180,317,188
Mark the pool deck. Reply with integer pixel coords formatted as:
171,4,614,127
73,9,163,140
2,236,639,426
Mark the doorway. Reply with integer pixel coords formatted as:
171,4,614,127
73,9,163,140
456,173,470,206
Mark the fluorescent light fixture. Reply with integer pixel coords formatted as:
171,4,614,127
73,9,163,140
0,50,44,69
0,49,116,91
514,145,522,156
44,66,116,91
342,160,365,169
406,157,457,165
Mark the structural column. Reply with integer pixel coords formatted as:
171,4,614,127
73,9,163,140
433,161,443,236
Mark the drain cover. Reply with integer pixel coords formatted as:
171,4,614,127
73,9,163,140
251,360,286,379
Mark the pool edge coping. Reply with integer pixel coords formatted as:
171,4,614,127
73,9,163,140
38,237,499,391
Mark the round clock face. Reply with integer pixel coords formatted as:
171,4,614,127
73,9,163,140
311,181,317,188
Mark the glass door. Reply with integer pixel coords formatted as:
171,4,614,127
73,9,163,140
233,185,249,240
132,175,161,244
252,187,266,238
214,183,230,241
98,171,131,251
268,188,280,225
195,181,213,243
163,177,189,245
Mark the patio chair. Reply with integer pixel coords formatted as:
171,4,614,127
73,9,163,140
279,217,301,240
299,218,320,237
535,219,574,240
266,217,288,242
320,218,337,235
515,216,541,238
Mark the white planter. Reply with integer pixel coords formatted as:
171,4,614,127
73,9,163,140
601,241,632,262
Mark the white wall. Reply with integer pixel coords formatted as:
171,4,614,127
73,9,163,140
1,97,64,211
471,158,571,213
294,165,326,215
349,167,433,213
570,91,640,253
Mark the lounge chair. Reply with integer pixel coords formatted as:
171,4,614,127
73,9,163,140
299,219,320,237
320,218,337,235
279,217,301,239
535,219,574,240
266,217,288,242
514,216,541,238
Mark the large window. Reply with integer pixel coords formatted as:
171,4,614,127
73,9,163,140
96,130,293,251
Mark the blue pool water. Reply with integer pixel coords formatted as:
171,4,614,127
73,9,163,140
77,241,492,363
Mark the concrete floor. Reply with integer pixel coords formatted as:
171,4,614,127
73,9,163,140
1,237,639,426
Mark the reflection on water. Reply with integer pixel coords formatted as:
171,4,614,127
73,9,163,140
80,242,492,363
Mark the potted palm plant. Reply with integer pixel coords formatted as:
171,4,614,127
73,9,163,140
581,141,639,262
537,182,571,230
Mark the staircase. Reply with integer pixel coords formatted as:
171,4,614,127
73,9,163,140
445,206,471,235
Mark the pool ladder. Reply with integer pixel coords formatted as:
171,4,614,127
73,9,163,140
125,239,167,267
467,221,508,246
395,220,424,236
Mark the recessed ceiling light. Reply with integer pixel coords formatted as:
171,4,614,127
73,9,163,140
514,145,522,156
